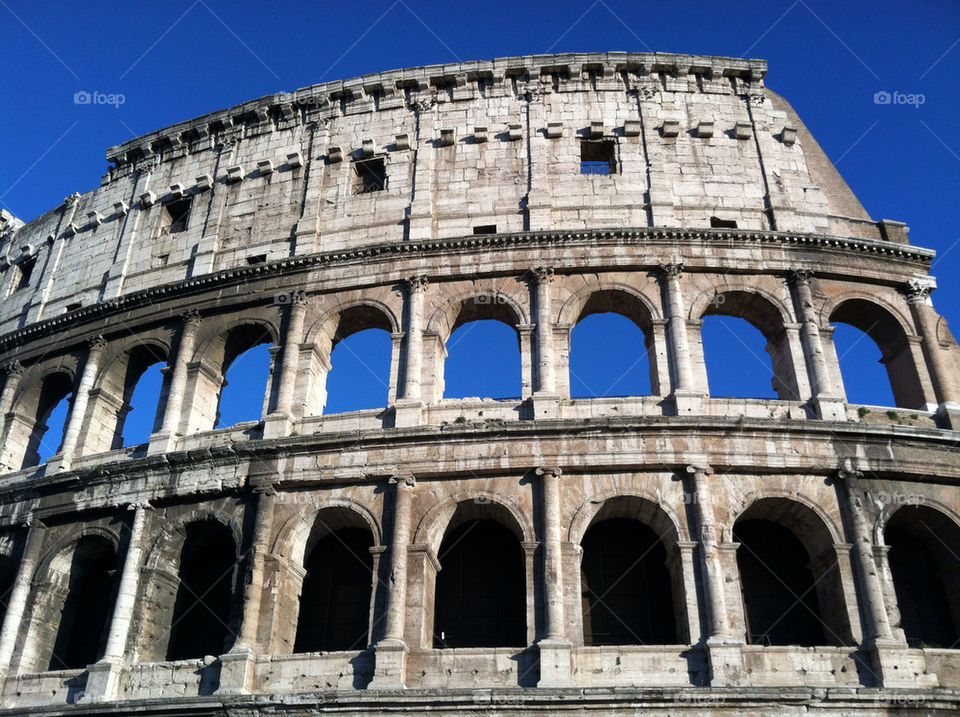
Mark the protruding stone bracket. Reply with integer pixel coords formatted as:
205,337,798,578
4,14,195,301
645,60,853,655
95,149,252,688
662,119,681,137
697,120,714,138
780,125,797,145
734,120,753,140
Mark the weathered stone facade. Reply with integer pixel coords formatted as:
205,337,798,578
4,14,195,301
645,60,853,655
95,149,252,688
0,52,958,715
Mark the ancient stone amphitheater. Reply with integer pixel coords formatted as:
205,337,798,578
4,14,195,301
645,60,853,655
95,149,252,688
0,51,958,715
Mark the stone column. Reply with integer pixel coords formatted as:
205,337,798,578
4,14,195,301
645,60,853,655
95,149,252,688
54,335,106,471
150,310,202,452
834,464,918,687
84,503,150,701
787,270,845,420
0,520,43,677
395,275,427,427
220,487,276,695
531,268,560,419
685,464,743,686
658,264,700,414
372,474,415,688
536,465,572,686
905,279,960,428
264,292,308,438
0,361,24,472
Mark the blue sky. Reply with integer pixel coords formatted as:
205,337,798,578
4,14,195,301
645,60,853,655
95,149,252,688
2,1,956,452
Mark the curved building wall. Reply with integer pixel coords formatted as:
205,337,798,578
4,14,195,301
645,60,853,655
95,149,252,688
0,52,957,715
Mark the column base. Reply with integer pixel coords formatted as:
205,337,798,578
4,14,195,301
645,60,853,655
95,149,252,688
369,639,408,689
217,650,254,694
936,401,960,430
147,431,178,456
668,391,702,416
530,392,560,420
262,413,296,440
537,638,573,687
392,400,424,428
43,453,70,473
867,638,938,688
705,637,745,687
811,395,847,421
79,657,125,702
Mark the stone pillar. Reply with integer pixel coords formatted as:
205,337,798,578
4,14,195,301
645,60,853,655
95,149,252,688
372,474,415,688
659,264,700,414
531,268,560,419
832,464,928,687
787,270,845,420
53,335,106,471
0,361,24,472
84,504,150,701
0,520,43,677
395,275,427,427
150,310,202,452
220,487,277,694
264,292,308,438
905,278,960,428
686,464,743,686
536,465,573,686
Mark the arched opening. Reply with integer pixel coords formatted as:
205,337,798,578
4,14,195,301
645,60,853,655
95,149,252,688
0,554,15,629
570,291,654,397
885,506,960,648
581,518,676,645
324,305,394,413
166,519,237,661
92,344,170,451
294,525,374,652
122,362,164,445
433,510,525,648
48,535,118,670
215,325,273,428
700,292,795,400
830,299,925,408
23,372,74,469
443,299,522,399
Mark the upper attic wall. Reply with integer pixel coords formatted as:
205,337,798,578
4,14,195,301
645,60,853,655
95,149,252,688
0,52,919,336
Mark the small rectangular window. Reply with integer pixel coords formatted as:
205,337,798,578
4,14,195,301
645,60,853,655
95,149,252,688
15,257,36,291
353,157,387,194
473,225,497,235
164,198,192,233
580,140,616,175
710,217,738,228
65,302,82,313
246,254,267,265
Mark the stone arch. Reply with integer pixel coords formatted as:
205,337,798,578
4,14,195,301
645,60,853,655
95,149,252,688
413,491,532,557
305,299,399,349
141,508,243,572
730,491,844,546
873,497,960,546
32,525,121,584
4,366,76,471
426,290,527,343
819,290,916,340
273,498,383,567
826,296,927,408
731,495,853,646
693,289,800,400
572,493,689,645
557,283,662,329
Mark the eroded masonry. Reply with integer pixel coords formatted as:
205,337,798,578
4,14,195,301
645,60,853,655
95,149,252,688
0,51,958,715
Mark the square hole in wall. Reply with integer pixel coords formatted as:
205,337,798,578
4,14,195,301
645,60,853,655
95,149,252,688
353,157,387,194
14,257,36,291
164,198,192,233
246,254,267,265
580,140,616,175
710,217,738,228
473,225,497,234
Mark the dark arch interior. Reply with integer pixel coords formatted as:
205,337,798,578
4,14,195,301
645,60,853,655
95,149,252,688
433,519,525,648
734,519,825,646
581,518,676,645
886,507,960,649
166,520,237,660
0,554,15,629
49,535,118,670
294,527,374,652
23,372,74,469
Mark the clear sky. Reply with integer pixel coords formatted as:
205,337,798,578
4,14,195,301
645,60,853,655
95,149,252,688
2,1,957,451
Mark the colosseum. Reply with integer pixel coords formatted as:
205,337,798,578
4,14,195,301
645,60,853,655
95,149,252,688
0,51,958,715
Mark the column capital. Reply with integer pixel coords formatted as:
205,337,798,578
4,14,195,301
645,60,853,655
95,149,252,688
835,458,863,482
389,473,416,488
288,289,309,307
685,463,712,477
88,334,107,352
786,268,814,286
406,275,428,293
180,308,203,327
658,262,684,279
530,266,555,284
1,361,23,380
535,465,562,478
902,277,935,305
